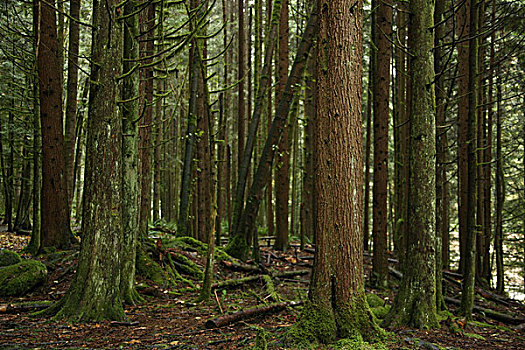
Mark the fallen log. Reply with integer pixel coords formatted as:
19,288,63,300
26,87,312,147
211,270,309,290
219,260,261,273
444,296,525,325
0,302,50,314
205,300,304,329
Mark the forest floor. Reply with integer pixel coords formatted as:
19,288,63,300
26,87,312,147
0,226,524,349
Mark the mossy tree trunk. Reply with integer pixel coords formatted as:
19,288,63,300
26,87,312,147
44,0,126,322
292,0,382,344
382,0,439,329
120,0,142,306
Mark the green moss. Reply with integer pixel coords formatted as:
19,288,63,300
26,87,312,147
371,305,390,320
170,252,203,279
366,293,384,308
135,249,166,285
464,332,485,340
0,250,22,267
284,302,337,347
335,334,388,350
262,274,280,302
335,296,386,342
224,234,250,261
0,259,47,297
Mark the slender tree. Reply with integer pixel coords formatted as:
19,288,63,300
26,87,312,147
274,0,290,252
372,0,392,288
382,0,439,329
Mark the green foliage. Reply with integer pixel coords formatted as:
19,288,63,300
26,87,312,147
0,259,47,297
0,249,22,267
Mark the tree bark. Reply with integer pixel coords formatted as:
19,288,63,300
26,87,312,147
460,0,478,320
291,1,381,344
457,0,471,275
372,0,392,288
274,0,290,252
37,0,74,252
64,0,81,212
227,3,318,261
43,0,126,321
383,0,439,329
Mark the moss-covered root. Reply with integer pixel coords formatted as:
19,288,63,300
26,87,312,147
284,302,338,347
285,299,385,348
224,234,250,261
121,285,144,306
135,249,166,285
381,290,439,330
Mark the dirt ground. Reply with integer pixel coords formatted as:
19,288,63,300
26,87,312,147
0,229,524,349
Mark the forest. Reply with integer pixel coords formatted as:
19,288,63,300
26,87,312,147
0,0,524,348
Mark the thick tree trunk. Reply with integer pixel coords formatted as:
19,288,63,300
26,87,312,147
291,1,381,344
372,0,392,288
383,0,439,329
37,0,74,251
44,0,126,321
237,0,246,177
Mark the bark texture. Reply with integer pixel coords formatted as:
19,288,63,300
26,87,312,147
37,0,74,251
45,0,126,321
290,0,381,344
382,0,439,329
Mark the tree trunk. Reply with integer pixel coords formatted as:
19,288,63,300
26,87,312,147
363,0,375,252
434,0,446,311
274,0,290,252
372,0,392,288
120,0,142,306
44,0,126,321
300,43,316,248
237,0,246,178
138,2,155,238
38,0,74,251
383,0,439,329
460,0,478,320
495,65,504,294
291,1,381,344
227,3,318,261
64,0,81,212
456,0,471,275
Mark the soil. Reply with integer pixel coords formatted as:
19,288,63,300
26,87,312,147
0,228,524,349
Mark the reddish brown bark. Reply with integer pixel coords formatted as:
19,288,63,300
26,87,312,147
37,0,73,251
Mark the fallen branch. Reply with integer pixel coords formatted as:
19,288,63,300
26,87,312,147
444,297,525,325
0,302,50,314
211,270,309,290
205,300,304,329
220,260,261,273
